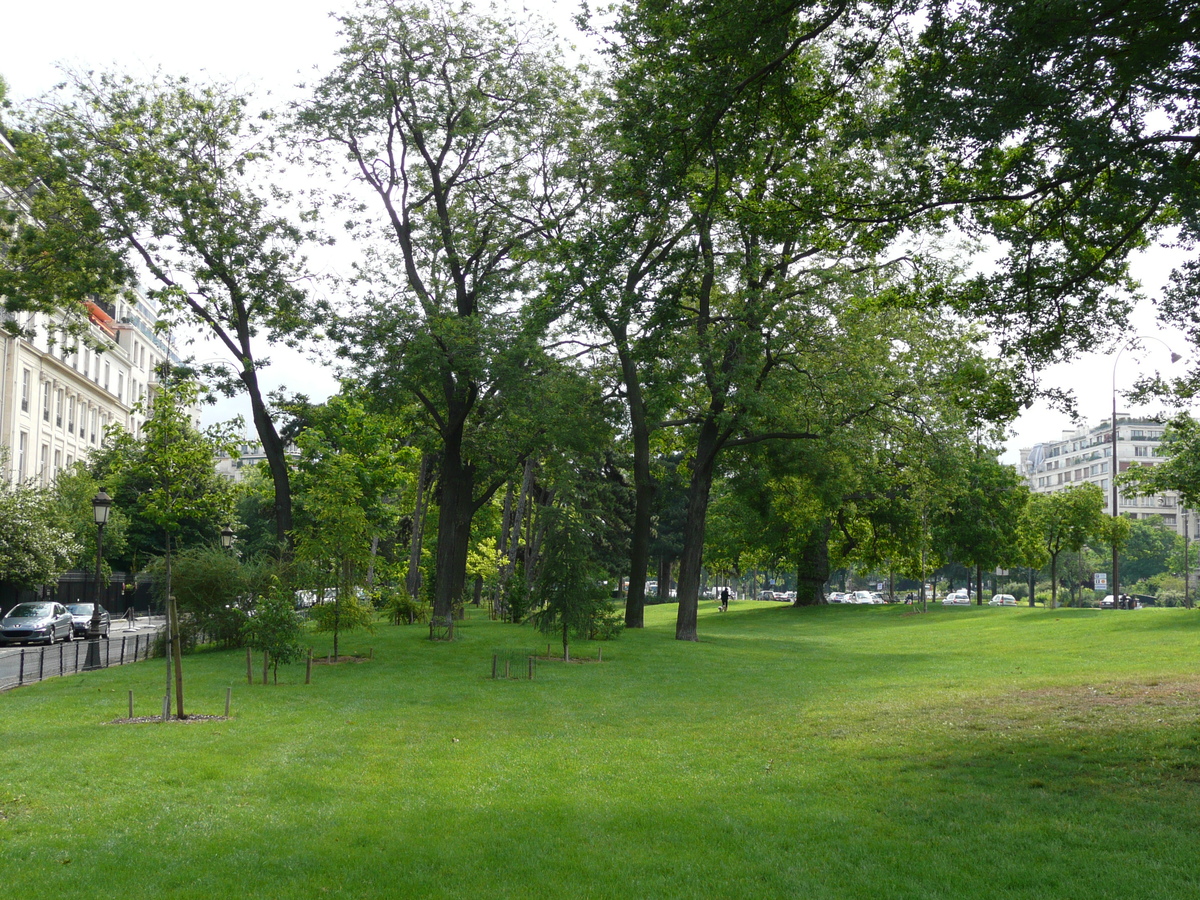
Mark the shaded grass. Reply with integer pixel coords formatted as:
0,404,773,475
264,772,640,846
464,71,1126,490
3,602,1200,898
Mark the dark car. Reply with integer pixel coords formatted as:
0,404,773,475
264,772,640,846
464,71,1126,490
65,603,111,638
0,602,75,645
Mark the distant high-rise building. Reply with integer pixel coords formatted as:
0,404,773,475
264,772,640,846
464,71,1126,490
1020,416,1194,538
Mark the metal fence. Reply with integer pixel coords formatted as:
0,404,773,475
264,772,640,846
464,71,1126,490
0,627,164,692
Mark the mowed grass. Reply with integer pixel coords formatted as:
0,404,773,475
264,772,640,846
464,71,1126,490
4,601,1200,899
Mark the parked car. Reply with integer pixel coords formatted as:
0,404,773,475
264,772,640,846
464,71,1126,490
942,590,971,606
760,590,776,600
988,594,1018,607
0,602,75,645
850,591,876,604
65,603,111,637
826,592,846,604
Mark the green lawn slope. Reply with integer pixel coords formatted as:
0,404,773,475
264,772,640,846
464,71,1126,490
3,601,1198,899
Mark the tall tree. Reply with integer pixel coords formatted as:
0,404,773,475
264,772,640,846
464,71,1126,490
300,0,588,620
1027,484,1108,609
0,72,316,554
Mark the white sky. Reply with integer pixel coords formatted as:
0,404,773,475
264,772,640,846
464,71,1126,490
3,1,1195,452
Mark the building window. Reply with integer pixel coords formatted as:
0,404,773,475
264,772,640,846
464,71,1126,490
54,449,62,475
118,373,124,403
17,432,28,481
40,444,49,485
21,369,30,413
104,361,110,390
68,396,76,434
1135,446,1150,457
55,390,63,427
91,409,98,444
42,381,51,422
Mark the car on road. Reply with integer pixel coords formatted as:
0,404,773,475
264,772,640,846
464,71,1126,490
988,594,1018,607
0,602,75,645
65,603,111,638
849,591,878,604
826,592,846,603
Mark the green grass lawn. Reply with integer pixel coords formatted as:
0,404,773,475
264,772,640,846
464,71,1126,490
4,601,1200,899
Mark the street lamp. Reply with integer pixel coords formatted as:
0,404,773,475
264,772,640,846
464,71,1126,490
220,523,235,551
1110,336,1181,610
86,488,113,671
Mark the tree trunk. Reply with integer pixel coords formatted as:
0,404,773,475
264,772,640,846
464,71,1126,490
562,619,569,662
675,420,723,641
793,520,831,606
975,564,984,605
165,534,185,719
406,453,432,601
618,340,655,629
244,367,293,557
1049,553,1059,608
433,434,475,620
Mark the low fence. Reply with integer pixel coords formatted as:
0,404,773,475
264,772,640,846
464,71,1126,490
0,627,164,692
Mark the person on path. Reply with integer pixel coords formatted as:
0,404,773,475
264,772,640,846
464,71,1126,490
720,588,729,612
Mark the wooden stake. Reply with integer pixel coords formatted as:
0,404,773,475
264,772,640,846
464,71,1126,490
505,659,510,679
225,686,232,717
128,690,134,718
305,648,313,685
598,646,602,663
492,654,497,679
262,650,269,685
528,656,533,680
369,647,374,660
246,647,252,685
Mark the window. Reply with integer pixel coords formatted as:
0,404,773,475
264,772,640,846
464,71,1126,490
21,368,30,413
40,444,49,485
104,361,110,390
54,450,62,475
68,396,76,434
18,432,28,481
90,409,98,444
1135,446,1150,457
42,381,51,421
118,373,124,403
55,390,63,427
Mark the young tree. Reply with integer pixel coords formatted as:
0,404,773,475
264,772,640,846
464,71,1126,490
1027,484,1108,609
0,72,317,555
243,579,307,684
104,376,239,718
299,0,588,621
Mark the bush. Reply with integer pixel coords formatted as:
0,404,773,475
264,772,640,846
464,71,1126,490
374,584,430,625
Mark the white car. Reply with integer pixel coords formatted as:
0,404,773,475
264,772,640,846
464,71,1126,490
942,590,971,606
988,594,1018,606
827,592,847,604
850,591,876,605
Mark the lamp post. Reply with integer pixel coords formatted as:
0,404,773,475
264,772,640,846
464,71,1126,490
85,488,113,671
221,523,235,552
1110,337,1181,611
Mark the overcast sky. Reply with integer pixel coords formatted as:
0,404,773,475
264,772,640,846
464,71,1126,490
3,0,1194,456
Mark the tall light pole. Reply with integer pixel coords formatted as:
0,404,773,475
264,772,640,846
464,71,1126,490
85,488,113,671
1110,337,1181,610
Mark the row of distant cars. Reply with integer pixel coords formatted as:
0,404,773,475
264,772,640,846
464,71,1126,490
827,591,888,604
0,602,112,645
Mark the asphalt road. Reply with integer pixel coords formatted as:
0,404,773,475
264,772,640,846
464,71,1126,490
0,616,165,690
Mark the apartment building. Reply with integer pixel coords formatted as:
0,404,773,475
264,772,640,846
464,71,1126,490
1020,416,1195,538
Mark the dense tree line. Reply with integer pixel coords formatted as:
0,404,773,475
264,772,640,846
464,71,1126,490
3,0,1197,639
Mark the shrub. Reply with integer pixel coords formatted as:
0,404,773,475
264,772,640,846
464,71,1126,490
374,584,430,625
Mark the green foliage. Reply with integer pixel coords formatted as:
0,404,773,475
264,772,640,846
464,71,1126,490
530,510,621,660
94,377,239,568
374,584,430,626
242,579,308,684
308,592,376,653
1120,414,1200,510
0,473,78,588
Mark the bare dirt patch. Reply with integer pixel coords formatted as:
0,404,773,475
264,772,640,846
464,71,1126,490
312,655,371,665
108,715,229,725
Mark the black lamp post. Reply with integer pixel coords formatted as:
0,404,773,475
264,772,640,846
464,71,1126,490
221,523,235,552
85,488,113,670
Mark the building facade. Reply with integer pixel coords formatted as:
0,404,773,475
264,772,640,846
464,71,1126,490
1020,416,1195,538
0,293,179,487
